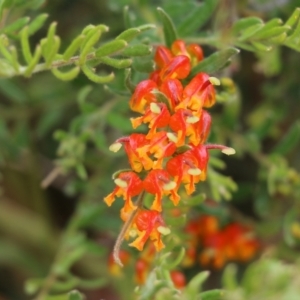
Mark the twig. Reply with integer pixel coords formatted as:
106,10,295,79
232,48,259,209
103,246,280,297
113,191,145,267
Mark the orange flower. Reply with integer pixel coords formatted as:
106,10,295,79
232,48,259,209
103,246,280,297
129,79,157,113
154,45,174,69
111,134,153,172
143,169,180,211
138,131,176,169
171,40,203,66
131,103,171,139
104,171,143,212
179,73,216,113
160,78,183,110
160,55,191,81
129,209,166,251
166,150,202,195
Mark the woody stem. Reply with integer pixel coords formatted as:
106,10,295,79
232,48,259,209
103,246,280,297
113,191,145,267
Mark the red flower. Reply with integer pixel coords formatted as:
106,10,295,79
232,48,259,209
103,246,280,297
138,131,176,169
171,40,203,66
111,134,153,172
160,55,191,81
170,270,186,289
104,171,143,212
129,79,157,113
143,169,180,211
135,258,150,284
166,150,202,195
154,45,174,69
178,73,216,113
129,209,167,251
160,78,183,110
131,102,171,139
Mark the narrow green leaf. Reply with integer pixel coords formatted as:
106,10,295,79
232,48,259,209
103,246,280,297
251,26,290,40
164,248,185,270
28,13,48,35
116,28,141,42
124,68,136,93
51,66,80,81
23,45,42,77
157,7,178,47
20,26,32,64
200,289,224,300
9,45,19,71
177,0,219,36
238,23,264,41
285,7,300,28
186,271,210,298
81,64,114,83
267,32,287,44
45,36,61,67
68,290,84,300
99,56,132,68
251,41,272,52
262,18,283,30
232,17,263,35
0,38,14,63
2,17,30,34
190,47,239,76
122,44,152,57
95,39,127,57
42,22,57,61
272,120,300,155
137,24,156,32
63,35,85,61
79,28,102,65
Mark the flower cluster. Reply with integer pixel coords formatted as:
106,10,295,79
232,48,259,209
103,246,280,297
184,215,260,269
104,39,235,252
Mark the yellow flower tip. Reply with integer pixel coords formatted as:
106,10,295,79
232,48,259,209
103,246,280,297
114,178,128,188
129,228,138,238
167,132,178,143
163,181,177,191
157,226,171,235
150,102,161,114
186,115,200,124
222,147,236,155
109,142,122,152
188,167,202,176
209,76,221,86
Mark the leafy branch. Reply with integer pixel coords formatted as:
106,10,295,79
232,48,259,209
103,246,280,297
0,13,155,81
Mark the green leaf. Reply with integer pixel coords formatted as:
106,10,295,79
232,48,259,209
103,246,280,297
51,66,80,81
132,56,154,73
122,44,152,56
63,35,85,61
157,7,178,47
116,28,141,42
272,120,300,155
190,47,239,76
45,36,61,67
251,41,272,52
79,27,102,65
238,23,264,41
1,17,30,34
186,271,210,298
99,56,132,68
177,0,219,36
68,290,84,300
20,26,32,64
285,7,300,28
200,289,224,300
23,45,42,77
81,64,115,83
95,39,127,57
251,26,290,40
231,17,263,35
42,22,57,61
123,5,133,29
28,13,48,35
